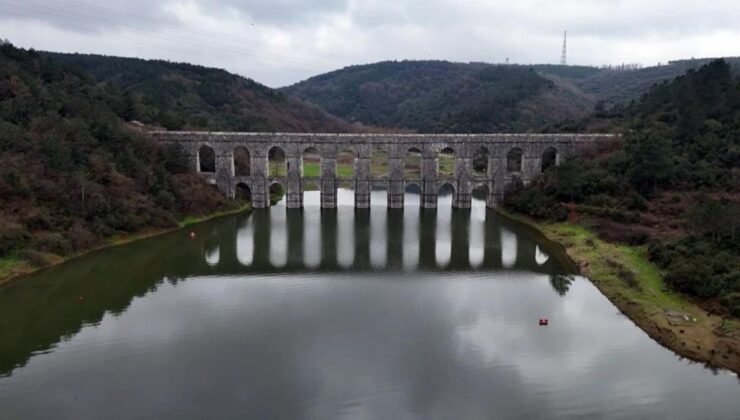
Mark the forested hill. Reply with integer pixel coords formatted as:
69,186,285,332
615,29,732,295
505,59,740,316
282,59,740,134
42,51,357,133
281,61,596,133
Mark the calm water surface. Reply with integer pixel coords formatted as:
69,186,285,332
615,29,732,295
0,190,738,419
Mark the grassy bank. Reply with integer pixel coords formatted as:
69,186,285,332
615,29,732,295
0,203,252,288
497,208,740,374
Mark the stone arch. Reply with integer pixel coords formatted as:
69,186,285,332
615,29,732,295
233,146,250,176
507,147,523,173
405,147,423,178
541,147,558,172
302,146,320,178
438,147,456,177
235,182,251,201
199,144,215,173
337,146,356,178
472,146,490,177
268,146,286,178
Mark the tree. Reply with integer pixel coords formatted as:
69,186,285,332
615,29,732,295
627,133,673,194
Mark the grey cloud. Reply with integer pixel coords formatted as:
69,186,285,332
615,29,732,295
0,0,176,33
207,0,350,25
2,0,740,86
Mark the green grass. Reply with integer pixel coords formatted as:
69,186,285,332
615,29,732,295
179,202,251,227
498,209,693,315
302,162,354,178
301,153,455,179
438,154,455,176
303,162,320,177
0,256,29,283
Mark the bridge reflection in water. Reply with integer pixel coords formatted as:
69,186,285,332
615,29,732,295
195,189,569,276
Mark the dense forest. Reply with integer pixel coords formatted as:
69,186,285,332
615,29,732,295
43,52,357,133
284,59,740,133
0,44,356,274
505,60,740,316
283,60,596,133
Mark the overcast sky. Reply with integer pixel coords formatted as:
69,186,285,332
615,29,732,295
2,0,740,87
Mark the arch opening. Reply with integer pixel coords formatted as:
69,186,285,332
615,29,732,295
438,183,455,207
235,182,251,202
233,146,250,176
199,145,215,173
371,146,388,178
337,147,356,179
269,182,285,206
473,147,489,177
405,147,422,179
541,147,558,172
302,147,320,179
471,183,489,201
438,147,455,177
268,146,286,178
507,147,523,173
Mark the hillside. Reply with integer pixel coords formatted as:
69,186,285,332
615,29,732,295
564,57,740,108
42,51,358,133
282,61,596,133
283,59,740,134
0,43,250,277
505,59,740,316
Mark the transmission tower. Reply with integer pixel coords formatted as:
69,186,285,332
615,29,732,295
560,31,567,65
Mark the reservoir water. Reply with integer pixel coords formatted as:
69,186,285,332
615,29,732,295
0,189,738,419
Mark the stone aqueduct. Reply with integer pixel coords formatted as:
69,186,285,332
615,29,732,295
153,132,615,209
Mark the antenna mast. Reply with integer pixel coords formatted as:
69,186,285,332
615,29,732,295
560,30,567,65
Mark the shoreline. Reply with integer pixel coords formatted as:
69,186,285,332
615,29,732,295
496,208,740,375
0,203,252,289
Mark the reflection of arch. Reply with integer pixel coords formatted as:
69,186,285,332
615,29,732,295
472,146,489,177
233,146,250,176
507,147,523,173
541,147,558,172
268,146,286,177
438,147,455,177
302,146,320,178
199,145,215,173
405,147,422,178
204,246,220,266
337,147,356,178
235,182,251,201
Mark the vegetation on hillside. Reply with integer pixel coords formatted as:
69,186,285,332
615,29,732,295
505,60,740,316
44,52,358,133
283,61,595,133
284,58,740,134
